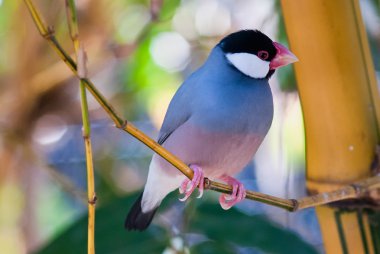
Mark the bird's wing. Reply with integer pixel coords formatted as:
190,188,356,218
157,76,197,145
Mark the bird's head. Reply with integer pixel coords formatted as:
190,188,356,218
219,30,298,79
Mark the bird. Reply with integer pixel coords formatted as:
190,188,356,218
125,29,298,231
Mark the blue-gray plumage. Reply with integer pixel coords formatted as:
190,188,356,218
125,30,298,231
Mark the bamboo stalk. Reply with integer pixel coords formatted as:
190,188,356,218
81,77,96,254
24,0,380,213
64,1,96,254
281,0,380,252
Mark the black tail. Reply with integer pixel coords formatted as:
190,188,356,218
125,193,158,231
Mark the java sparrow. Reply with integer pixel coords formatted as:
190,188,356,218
125,30,298,231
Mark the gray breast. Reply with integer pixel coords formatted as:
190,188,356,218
191,73,274,136
162,121,265,178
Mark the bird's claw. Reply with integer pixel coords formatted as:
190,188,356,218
218,175,246,210
179,164,204,201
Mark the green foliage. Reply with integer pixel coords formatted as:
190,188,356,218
191,241,236,254
0,1,18,74
189,203,318,254
36,193,317,254
159,0,180,21
122,31,182,118
35,193,170,254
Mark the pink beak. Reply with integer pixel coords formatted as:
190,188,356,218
269,42,298,70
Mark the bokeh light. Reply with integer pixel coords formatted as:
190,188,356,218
150,31,191,72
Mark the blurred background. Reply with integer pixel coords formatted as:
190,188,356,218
0,0,379,253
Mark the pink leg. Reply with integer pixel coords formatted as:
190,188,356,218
178,164,204,201
218,175,247,210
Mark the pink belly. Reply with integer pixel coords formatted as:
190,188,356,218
157,123,264,180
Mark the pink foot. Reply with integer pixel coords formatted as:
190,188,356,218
179,164,204,201
218,175,246,210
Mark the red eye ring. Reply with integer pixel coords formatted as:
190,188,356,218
258,50,269,60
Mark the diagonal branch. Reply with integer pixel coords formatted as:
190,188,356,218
24,0,380,213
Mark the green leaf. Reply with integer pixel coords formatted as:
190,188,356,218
190,241,236,254
189,203,318,254
159,0,181,20
35,194,170,254
36,193,317,254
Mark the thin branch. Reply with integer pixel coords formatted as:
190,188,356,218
64,1,95,254
24,0,380,213
80,55,96,254
64,0,79,51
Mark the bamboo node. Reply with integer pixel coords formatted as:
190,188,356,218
78,45,88,79
350,183,365,196
203,177,211,190
43,26,55,40
120,120,128,130
88,194,97,205
81,128,89,139
289,199,299,212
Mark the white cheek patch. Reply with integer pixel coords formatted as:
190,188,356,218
226,53,270,79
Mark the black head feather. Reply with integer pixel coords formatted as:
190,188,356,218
219,30,277,62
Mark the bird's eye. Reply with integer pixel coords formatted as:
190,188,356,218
257,50,269,60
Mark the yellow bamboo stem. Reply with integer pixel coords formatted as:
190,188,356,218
280,0,378,189
24,0,380,216
281,0,380,253
64,1,96,253
84,137,96,254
